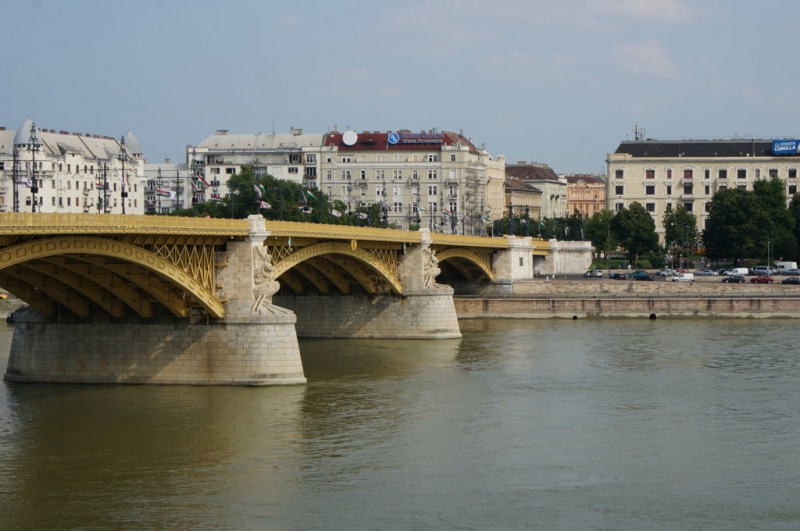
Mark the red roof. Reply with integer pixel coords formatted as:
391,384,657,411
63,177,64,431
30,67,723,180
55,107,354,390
324,130,479,153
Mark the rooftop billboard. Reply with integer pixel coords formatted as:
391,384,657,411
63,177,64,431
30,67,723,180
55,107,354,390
772,139,800,155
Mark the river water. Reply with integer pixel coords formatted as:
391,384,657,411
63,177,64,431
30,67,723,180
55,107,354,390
1,317,799,530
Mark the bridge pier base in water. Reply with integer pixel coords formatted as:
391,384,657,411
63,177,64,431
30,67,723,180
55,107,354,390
4,307,306,385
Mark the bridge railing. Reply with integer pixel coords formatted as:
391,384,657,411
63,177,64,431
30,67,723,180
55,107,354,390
0,213,250,235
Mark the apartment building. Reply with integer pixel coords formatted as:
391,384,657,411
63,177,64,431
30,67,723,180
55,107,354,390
606,137,800,241
564,174,605,218
505,162,568,219
0,118,145,214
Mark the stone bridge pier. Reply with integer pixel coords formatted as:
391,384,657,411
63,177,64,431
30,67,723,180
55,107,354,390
4,216,306,386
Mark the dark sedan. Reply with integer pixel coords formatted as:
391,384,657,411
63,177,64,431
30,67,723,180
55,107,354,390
781,276,800,285
722,275,745,283
610,273,627,280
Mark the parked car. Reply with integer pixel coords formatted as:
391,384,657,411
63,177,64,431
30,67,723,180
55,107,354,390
610,273,627,280
722,275,745,283
672,273,694,283
750,274,774,284
656,269,675,277
583,269,603,278
781,276,800,285
750,266,774,276
630,270,655,281
780,268,800,276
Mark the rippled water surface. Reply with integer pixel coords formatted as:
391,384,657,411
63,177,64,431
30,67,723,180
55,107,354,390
1,318,799,530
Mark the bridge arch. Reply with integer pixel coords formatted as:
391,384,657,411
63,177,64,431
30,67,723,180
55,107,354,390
271,241,403,294
434,248,495,283
0,237,224,319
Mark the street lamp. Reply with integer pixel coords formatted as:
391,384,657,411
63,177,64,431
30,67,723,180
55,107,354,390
508,203,514,236
118,135,129,215
524,206,530,237
26,121,41,213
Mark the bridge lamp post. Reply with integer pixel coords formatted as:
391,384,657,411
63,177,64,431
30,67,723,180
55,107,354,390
524,206,530,237
508,203,514,236
118,136,130,215
26,121,41,213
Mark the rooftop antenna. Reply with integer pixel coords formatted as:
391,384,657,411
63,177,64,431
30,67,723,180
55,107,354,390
633,125,645,141
272,117,275,135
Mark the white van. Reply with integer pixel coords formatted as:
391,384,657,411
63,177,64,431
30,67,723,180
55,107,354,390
672,273,694,283
724,268,749,276
776,262,798,274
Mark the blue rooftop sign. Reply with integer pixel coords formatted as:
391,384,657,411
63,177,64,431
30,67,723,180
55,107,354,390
773,139,800,155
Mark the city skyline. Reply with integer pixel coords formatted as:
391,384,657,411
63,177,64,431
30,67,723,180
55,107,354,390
3,0,800,175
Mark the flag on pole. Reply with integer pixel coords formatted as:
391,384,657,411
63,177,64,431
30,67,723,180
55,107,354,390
196,175,211,188
330,208,342,218
210,194,225,205
253,183,263,200
418,205,427,213
357,212,368,219
156,189,176,200
443,208,454,216
305,190,316,200
259,201,271,209
96,182,108,191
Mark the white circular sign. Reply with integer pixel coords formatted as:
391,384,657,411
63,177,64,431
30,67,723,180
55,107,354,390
343,130,358,146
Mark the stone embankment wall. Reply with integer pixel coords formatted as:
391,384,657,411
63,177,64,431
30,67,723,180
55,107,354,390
455,279,800,318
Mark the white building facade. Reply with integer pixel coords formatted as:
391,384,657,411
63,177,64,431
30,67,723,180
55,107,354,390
606,138,800,242
0,118,145,214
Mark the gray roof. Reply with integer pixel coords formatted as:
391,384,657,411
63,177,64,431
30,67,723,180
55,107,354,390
197,131,326,151
13,118,37,147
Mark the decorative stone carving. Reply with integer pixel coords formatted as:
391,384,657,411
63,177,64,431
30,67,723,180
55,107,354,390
251,245,281,313
423,247,444,289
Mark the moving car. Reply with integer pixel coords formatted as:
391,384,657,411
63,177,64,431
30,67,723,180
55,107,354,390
630,270,655,281
583,269,603,278
696,270,718,276
722,275,745,283
750,266,774,276
609,273,627,280
781,276,800,285
656,269,675,277
672,273,694,283
750,274,774,284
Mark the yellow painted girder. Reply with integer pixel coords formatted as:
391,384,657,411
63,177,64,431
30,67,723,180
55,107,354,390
0,236,224,319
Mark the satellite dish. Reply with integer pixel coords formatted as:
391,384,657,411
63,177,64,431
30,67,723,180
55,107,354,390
343,130,358,146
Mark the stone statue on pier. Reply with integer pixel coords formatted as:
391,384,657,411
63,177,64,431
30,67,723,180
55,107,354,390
251,245,281,313
423,248,444,289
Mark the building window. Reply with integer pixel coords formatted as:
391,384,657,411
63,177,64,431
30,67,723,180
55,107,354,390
426,154,438,162
288,167,298,174
666,185,672,195
790,185,798,195
704,185,710,195
769,168,779,178
360,170,367,180
645,185,655,195
210,167,220,174
428,170,438,180
615,185,624,195
666,202,672,211
305,154,316,164
666,168,672,179
645,202,655,212
755,168,761,179
645,169,655,179
393,185,402,196
428,185,438,195
684,202,693,212
393,154,403,162
615,169,624,179
737,168,747,179
326,170,333,181
450,154,456,162
718,169,727,179
377,155,386,162
341,156,351,163
226,168,236,174
615,202,624,211
393,170,403,181
704,169,710,179
705,202,711,212
684,185,693,195
412,170,418,180
683,169,693,180
790,168,797,179
376,170,385,180
393,201,403,213
326,155,332,163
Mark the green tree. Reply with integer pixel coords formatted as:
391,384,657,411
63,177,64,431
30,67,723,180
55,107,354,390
610,202,659,267
584,209,617,256
753,176,797,261
703,187,770,262
662,204,698,249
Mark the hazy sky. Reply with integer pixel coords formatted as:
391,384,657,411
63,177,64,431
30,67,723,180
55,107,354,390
3,0,799,174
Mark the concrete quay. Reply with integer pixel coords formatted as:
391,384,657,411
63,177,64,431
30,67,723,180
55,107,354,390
454,278,800,318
